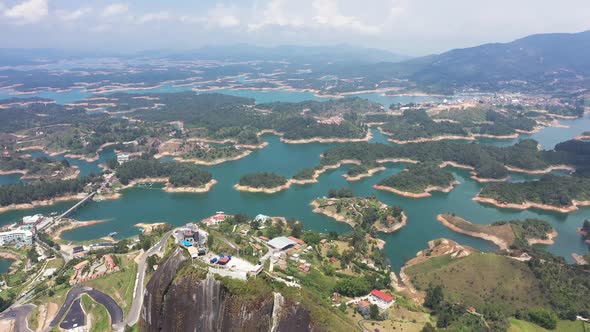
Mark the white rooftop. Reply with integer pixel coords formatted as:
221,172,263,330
267,236,297,250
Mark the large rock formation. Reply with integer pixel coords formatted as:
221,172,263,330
140,250,321,332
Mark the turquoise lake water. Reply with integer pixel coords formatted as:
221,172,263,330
0,128,588,271
1,86,589,270
0,258,14,274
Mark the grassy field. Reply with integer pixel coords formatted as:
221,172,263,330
508,318,590,332
82,254,138,316
406,253,547,311
81,294,111,332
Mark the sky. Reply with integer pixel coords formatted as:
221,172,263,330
0,0,588,56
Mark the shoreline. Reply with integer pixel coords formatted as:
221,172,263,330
135,222,168,234
291,159,363,184
473,196,590,213
310,200,356,228
120,177,217,193
436,214,511,250
0,193,84,214
373,180,460,198
343,166,386,181
50,219,111,240
280,129,372,144
310,199,408,233
528,229,558,245
174,149,256,166
234,182,290,194
505,164,575,174
164,179,217,193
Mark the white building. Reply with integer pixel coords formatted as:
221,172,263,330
22,214,43,224
117,154,130,165
0,229,33,246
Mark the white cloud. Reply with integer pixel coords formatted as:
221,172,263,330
136,11,171,24
206,5,240,28
248,0,304,31
102,3,128,18
57,7,93,22
312,0,380,34
4,0,48,23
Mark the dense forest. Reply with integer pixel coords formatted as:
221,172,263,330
238,172,287,188
377,163,456,193
114,157,212,187
316,139,580,180
256,97,383,116
103,92,371,142
479,174,590,207
380,109,468,140
0,175,100,206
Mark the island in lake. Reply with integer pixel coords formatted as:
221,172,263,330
373,163,459,198
311,189,407,233
234,172,289,193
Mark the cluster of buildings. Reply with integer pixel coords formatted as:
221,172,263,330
317,115,344,125
72,242,117,258
201,213,228,227
69,254,120,285
0,214,55,247
264,235,314,273
352,289,396,318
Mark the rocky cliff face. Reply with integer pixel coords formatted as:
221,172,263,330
140,250,321,332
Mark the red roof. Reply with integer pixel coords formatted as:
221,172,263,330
287,236,305,245
370,289,394,302
211,214,226,221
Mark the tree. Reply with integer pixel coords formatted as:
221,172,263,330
290,221,304,238
424,284,444,311
27,247,39,263
369,304,380,320
421,323,436,332
302,231,321,245
207,235,214,247
147,255,158,272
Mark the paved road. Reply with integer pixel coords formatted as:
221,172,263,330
48,285,123,332
0,304,34,332
59,298,84,330
116,231,172,329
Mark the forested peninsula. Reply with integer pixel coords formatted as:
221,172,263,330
375,163,458,197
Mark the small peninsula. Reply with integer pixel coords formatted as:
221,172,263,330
475,174,590,213
311,189,406,233
234,172,289,193
373,163,458,198
437,214,557,250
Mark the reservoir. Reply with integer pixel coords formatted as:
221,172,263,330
1,126,588,271
1,87,589,270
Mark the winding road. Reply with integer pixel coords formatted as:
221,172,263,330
48,285,123,331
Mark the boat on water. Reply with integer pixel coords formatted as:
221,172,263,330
108,231,118,237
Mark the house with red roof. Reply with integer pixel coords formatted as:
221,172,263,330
369,289,395,309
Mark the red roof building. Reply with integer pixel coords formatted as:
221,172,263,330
287,236,305,245
370,289,394,303
217,257,231,265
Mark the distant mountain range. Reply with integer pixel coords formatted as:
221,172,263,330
152,44,410,64
380,30,590,87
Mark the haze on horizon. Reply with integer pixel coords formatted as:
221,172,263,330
0,0,588,56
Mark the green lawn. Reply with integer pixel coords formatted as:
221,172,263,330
509,318,590,332
81,294,111,332
82,255,137,316
406,253,547,312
